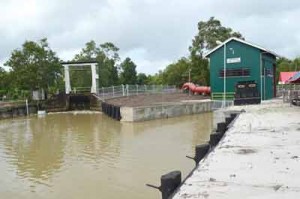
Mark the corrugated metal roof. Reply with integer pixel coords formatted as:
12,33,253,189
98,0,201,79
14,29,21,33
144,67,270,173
279,72,297,84
204,37,281,58
288,71,300,83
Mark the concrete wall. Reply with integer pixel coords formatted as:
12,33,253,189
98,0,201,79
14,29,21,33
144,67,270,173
120,100,212,122
0,105,37,120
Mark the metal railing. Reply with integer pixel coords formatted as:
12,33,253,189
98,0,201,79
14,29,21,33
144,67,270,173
282,90,300,103
71,87,91,94
277,84,300,97
97,85,177,100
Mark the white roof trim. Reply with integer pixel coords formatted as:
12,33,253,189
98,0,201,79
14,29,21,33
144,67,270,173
204,37,281,58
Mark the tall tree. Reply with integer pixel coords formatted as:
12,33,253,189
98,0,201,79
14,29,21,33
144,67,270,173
4,38,62,92
74,40,98,61
120,57,137,84
147,70,164,85
190,17,244,57
0,67,5,86
276,57,300,82
99,42,120,86
163,57,191,87
136,73,148,85
74,41,120,87
0,68,8,95
189,17,244,85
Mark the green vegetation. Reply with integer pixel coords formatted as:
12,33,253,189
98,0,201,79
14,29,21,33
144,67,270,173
0,17,298,100
149,17,243,87
136,73,149,85
1,39,62,100
276,57,300,81
120,57,137,85
74,41,120,87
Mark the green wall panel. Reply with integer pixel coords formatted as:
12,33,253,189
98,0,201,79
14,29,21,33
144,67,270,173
209,40,276,100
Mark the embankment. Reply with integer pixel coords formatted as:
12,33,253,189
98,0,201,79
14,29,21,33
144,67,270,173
0,104,37,120
173,100,300,198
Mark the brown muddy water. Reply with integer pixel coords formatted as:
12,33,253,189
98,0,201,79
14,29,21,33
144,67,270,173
0,112,213,199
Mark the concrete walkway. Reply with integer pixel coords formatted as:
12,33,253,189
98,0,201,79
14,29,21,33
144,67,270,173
173,100,300,199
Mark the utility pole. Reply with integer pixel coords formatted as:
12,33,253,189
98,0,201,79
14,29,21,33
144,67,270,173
189,68,191,96
223,43,226,108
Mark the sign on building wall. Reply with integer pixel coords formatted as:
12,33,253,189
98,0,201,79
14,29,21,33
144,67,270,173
227,57,241,64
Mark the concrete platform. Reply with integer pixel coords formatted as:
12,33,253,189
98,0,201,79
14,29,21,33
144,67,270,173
173,100,300,199
120,100,212,122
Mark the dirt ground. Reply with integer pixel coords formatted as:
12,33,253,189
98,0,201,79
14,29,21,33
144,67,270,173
105,92,210,107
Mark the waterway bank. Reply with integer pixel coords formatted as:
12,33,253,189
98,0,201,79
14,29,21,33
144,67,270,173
120,100,212,122
102,93,211,122
0,103,37,120
173,99,300,198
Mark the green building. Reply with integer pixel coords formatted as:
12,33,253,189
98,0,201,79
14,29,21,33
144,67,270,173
205,37,279,101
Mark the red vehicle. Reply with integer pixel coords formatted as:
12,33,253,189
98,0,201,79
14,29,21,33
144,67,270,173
182,82,211,95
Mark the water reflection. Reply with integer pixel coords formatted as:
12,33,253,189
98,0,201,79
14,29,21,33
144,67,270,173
0,112,213,199
2,117,65,182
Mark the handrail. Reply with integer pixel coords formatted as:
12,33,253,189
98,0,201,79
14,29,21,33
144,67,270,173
97,85,178,100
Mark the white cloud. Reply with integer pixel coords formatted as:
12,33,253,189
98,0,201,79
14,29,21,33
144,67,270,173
121,47,171,74
1,0,300,74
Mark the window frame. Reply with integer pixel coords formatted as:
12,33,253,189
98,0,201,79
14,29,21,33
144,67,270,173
219,68,251,78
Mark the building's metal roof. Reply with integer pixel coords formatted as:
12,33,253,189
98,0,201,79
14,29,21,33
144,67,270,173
288,71,300,83
204,37,281,58
279,72,297,84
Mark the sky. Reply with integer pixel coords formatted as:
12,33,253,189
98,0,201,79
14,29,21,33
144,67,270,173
1,0,300,74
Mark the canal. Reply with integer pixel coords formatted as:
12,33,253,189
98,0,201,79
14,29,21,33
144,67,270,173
0,112,213,199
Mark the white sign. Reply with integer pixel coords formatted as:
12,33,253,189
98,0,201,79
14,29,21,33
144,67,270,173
227,57,241,64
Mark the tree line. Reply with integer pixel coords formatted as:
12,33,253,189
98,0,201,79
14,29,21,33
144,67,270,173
0,39,150,99
0,17,298,100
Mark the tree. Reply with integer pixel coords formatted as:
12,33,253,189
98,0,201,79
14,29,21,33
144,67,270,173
277,57,300,72
162,57,191,87
276,57,300,82
4,38,62,92
147,70,164,85
74,41,120,87
189,54,210,85
0,68,8,96
74,40,98,61
0,67,5,86
188,17,244,85
136,73,148,85
189,17,244,57
120,57,137,84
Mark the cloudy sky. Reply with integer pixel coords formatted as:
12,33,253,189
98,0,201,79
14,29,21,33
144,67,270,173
1,0,300,74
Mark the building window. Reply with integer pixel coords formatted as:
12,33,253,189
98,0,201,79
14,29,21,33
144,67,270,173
219,68,250,78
